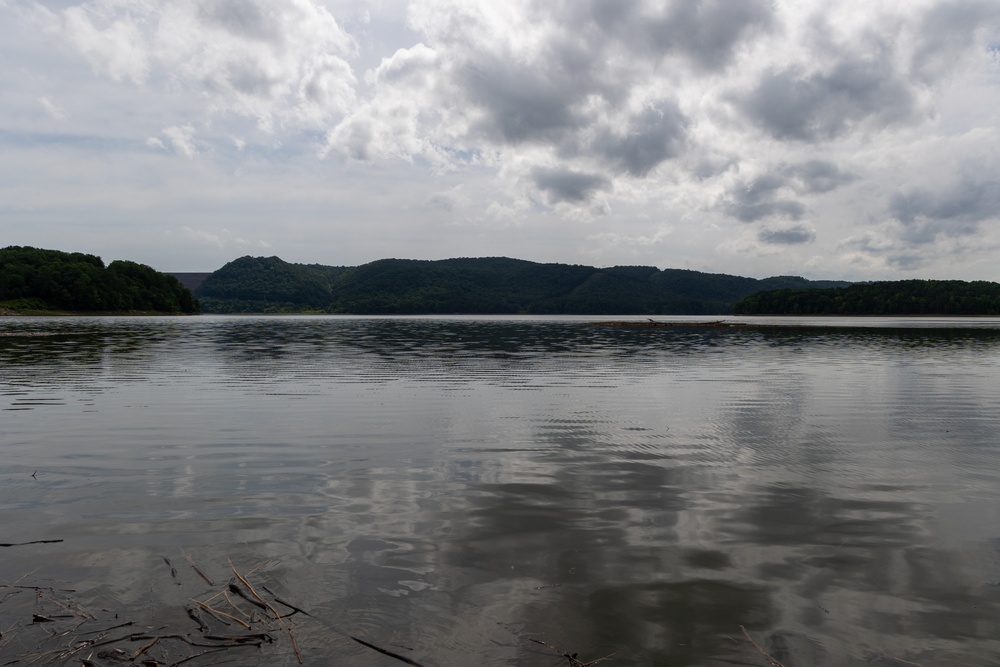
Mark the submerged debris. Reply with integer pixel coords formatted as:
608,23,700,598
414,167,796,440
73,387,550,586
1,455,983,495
0,558,305,666
3,557,939,666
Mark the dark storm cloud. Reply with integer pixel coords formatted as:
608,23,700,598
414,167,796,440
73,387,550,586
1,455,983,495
224,61,280,96
425,193,455,211
720,161,855,223
450,0,774,175
458,57,593,145
532,167,612,204
563,0,775,72
721,174,806,222
457,49,688,177
910,0,1000,82
592,102,689,177
737,54,918,141
758,225,816,245
885,254,929,270
199,0,282,44
785,160,856,194
339,118,373,161
840,234,929,271
889,179,1000,243
642,0,775,71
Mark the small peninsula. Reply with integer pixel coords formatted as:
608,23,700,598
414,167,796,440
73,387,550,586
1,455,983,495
0,246,199,314
733,280,1000,315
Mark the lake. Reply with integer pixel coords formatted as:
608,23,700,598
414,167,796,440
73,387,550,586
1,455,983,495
2,315,1000,666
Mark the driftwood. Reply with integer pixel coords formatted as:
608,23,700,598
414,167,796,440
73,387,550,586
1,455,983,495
0,539,64,547
740,625,787,667
0,557,455,667
4,557,948,666
0,559,301,666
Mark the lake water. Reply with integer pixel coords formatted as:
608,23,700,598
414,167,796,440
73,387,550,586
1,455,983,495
2,315,1000,666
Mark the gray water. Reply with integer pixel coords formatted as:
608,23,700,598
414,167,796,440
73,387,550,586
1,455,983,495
2,315,1000,666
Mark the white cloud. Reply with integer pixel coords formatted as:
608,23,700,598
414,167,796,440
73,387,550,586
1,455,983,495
49,0,358,131
37,96,69,120
181,225,270,250
181,225,227,248
161,125,198,158
62,4,151,84
588,227,673,249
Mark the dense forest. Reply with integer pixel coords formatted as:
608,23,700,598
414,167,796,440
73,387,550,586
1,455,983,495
0,246,199,313
194,255,850,314
733,280,1000,315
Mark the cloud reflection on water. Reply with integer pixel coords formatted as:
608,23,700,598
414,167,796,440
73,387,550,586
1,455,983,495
2,316,1000,665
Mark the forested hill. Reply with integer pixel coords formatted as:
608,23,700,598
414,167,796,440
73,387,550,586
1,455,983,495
194,255,850,315
734,280,1000,315
0,246,199,314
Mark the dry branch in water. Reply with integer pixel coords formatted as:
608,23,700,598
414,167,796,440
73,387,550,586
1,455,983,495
184,554,215,586
0,559,307,666
229,559,302,664
740,625,787,667
0,540,64,547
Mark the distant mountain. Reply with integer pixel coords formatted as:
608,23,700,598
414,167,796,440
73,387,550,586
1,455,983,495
170,272,213,291
194,255,851,315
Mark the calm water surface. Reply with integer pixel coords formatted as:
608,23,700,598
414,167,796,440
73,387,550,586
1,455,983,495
2,315,1000,666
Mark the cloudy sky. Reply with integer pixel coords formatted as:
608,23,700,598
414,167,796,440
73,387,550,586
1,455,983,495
2,0,999,279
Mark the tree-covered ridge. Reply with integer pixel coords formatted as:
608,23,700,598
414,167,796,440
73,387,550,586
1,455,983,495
195,255,851,314
0,246,199,313
191,255,343,308
734,280,1000,315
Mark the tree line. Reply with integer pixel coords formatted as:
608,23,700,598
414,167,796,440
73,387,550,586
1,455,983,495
0,246,199,313
733,280,1000,315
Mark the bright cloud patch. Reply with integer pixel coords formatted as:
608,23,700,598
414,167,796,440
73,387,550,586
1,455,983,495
54,0,357,130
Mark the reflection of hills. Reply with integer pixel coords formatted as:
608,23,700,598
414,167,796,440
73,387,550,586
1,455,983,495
203,318,1000,390
5,317,1000,665
6,317,1000,392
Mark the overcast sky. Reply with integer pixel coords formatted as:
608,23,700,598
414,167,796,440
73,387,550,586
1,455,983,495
2,0,999,279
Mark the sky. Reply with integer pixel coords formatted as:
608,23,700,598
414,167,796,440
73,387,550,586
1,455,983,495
1,0,999,279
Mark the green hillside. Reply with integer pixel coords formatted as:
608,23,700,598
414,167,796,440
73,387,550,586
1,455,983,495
0,246,199,314
195,255,850,315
